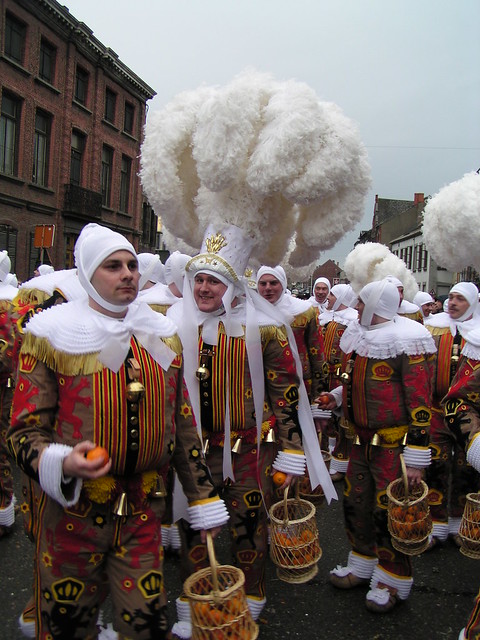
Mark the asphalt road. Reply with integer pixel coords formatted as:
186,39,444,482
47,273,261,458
1,467,478,640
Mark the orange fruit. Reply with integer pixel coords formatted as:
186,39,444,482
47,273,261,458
317,394,330,406
86,446,109,466
272,471,287,486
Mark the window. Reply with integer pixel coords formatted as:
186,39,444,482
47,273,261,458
74,66,89,105
423,247,428,271
0,225,17,271
104,89,116,123
119,155,131,212
64,233,78,269
70,130,85,185
101,145,113,207
32,110,51,187
0,93,21,176
124,102,134,134
5,12,26,64
39,39,56,84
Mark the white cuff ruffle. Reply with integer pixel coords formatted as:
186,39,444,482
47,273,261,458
0,495,16,526
467,434,480,473
39,443,82,507
186,498,229,530
369,565,413,600
272,450,306,476
311,405,331,419
403,445,431,468
247,597,266,621
330,550,377,580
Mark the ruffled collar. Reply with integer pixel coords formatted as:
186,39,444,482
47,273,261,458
138,282,178,306
319,306,358,327
340,316,436,359
24,298,178,372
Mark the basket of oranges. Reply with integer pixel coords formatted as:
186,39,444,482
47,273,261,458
458,493,480,559
183,532,258,639
387,454,432,556
269,484,322,584
298,451,332,505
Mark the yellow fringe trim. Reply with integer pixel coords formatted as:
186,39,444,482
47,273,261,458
427,326,451,337
376,425,409,444
259,324,288,344
21,334,103,375
161,334,183,355
15,289,49,305
141,470,160,495
83,476,117,503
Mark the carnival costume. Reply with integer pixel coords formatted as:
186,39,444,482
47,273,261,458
329,279,435,612
7,224,228,640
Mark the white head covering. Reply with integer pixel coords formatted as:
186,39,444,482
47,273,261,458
329,284,357,311
449,282,479,322
137,253,165,289
74,223,137,314
413,291,434,307
312,277,331,296
385,275,403,289
0,251,11,282
4,272,17,288
359,279,400,327
256,265,288,295
164,251,190,295
37,264,54,276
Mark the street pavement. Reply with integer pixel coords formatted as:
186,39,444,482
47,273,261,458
1,467,478,640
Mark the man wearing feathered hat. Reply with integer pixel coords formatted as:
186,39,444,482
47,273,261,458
323,279,435,613
168,224,335,636
7,223,228,639
423,282,480,549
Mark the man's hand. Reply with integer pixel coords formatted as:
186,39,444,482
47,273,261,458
62,440,112,479
315,393,336,411
200,526,223,543
406,466,423,488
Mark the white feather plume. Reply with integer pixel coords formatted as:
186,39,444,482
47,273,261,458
422,171,480,272
344,242,419,300
140,69,371,273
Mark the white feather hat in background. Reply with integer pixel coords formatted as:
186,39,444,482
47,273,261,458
422,171,480,272
343,242,419,301
140,68,371,277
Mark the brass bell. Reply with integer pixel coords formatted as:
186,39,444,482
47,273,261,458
196,365,210,381
126,381,145,403
113,492,128,517
265,428,276,443
202,438,210,456
340,372,350,382
152,476,167,498
232,438,242,454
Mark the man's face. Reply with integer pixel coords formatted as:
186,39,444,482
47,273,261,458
356,298,365,323
327,292,337,310
421,302,433,317
397,286,404,303
90,250,139,306
193,273,227,312
314,282,329,303
448,292,470,320
257,275,283,304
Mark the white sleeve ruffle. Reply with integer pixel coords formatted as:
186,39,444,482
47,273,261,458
402,445,431,469
39,443,82,507
272,450,306,476
466,434,480,473
187,498,229,530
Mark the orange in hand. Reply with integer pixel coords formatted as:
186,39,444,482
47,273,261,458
272,471,287,486
317,394,330,406
86,446,109,466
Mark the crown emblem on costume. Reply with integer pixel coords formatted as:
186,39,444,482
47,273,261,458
237,549,257,564
20,353,37,374
283,384,299,405
372,362,393,380
138,571,163,598
205,232,228,254
52,578,84,603
244,490,262,509
412,407,431,423
444,398,462,417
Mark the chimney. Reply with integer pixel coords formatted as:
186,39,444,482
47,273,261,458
414,193,424,205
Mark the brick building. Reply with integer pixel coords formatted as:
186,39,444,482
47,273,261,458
0,0,156,281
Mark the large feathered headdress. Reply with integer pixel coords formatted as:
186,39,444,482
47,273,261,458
343,242,419,301
422,171,480,272
140,69,371,275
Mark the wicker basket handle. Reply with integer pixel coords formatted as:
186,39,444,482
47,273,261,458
400,453,409,504
206,531,219,593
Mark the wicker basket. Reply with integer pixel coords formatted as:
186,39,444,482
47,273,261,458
269,485,322,584
459,492,480,559
387,454,432,556
183,532,258,639
298,451,332,505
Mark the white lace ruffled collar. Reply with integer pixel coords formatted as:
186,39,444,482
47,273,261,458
340,316,436,359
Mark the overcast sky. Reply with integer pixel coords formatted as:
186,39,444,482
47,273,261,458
64,0,480,266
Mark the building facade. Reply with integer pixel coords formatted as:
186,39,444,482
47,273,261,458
357,193,455,298
0,0,156,281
